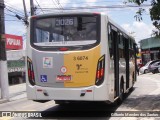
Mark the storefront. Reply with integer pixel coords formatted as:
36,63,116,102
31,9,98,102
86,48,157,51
139,37,160,65
5,34,25,85
7,59,25,85
7,50,25,85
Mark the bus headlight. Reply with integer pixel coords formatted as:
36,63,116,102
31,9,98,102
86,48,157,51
95,55,105,86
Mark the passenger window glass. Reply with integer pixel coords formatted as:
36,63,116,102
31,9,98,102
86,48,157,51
34,16,98,46
108,24,113,58
119,33,125,59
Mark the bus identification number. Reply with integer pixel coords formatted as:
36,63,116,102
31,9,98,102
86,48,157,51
73,56,88,61
55,18,74,26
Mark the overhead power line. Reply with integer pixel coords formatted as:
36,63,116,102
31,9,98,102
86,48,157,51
34,0,44,14
55,0,63,10
4,13,16,17
5,5,24,16
5,20,21,22
5,7,28,25
51,0,61,10
58,0,124,5
4,2,25,16
5,7,24,17
4,1,28,25
38,4,151,11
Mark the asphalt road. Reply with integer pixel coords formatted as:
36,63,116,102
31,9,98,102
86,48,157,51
0,73,160,119
110,73,160,120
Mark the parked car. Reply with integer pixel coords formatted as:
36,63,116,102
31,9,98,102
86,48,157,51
139,60,160,74
139,61,152,74
158,67,160,73
148,61,160,74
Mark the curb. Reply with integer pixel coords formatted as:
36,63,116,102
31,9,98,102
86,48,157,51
0,99,9,104
9,93,27,101
0,92,27,104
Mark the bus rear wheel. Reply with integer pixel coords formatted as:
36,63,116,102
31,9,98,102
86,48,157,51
55,100,70,105
117,81,124,105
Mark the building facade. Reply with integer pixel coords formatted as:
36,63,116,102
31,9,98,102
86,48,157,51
5,34,25,85
7,50,25,85
139,37,160,65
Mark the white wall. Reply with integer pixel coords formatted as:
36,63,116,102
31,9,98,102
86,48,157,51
7,50,26,60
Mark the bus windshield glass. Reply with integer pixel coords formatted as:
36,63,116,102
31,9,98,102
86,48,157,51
32,15,99,47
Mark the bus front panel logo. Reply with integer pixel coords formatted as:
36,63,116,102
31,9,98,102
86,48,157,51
43,57,53,68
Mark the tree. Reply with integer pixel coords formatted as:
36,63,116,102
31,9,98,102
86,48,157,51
128,0,160,37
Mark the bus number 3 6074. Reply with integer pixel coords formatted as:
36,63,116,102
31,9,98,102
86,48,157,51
73,56,88,61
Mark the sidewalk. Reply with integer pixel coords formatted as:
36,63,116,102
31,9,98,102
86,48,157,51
0,83,26,104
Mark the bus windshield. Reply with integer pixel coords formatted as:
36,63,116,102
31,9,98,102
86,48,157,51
32,15,99,47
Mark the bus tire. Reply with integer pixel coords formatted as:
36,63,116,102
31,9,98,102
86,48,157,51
130,73,135,91
55,100,66,105
117,79,124,105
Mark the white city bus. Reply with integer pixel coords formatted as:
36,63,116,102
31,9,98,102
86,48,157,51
26,12,137,104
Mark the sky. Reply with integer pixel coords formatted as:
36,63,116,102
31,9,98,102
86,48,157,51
4,0,155,48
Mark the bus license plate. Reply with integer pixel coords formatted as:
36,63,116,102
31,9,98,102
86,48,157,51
56,75,72,81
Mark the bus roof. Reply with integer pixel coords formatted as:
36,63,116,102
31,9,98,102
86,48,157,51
30,11,102,18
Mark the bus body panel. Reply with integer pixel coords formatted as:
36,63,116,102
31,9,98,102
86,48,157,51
119,58,127,91
26,14,111,102
94,15,114,102
129,59,136,88
63,46,100,87
31,45,100,88
93,84,109,101
26,84,37,99
27,85,109,101
107,17,136,98
26,83,114,101
29,85,95,100
32,50,64,88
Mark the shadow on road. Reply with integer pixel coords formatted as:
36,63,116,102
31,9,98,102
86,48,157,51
39,88,136,119
122,94,160,111
40,102,118,118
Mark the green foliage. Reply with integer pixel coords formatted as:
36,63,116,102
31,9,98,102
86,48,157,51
134,8,145,21
128,0,160,37
128,0,147,5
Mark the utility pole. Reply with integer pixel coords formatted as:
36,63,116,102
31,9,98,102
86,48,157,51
0,0,9,100
22,0,28,25
23,0,28,20
30,0,35,16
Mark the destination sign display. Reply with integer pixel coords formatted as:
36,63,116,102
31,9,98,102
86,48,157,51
55,18,74,26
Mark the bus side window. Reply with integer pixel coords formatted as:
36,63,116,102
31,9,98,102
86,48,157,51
130,40,135,60
108,24,113,58
119,33,124,59
123,35,126,59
